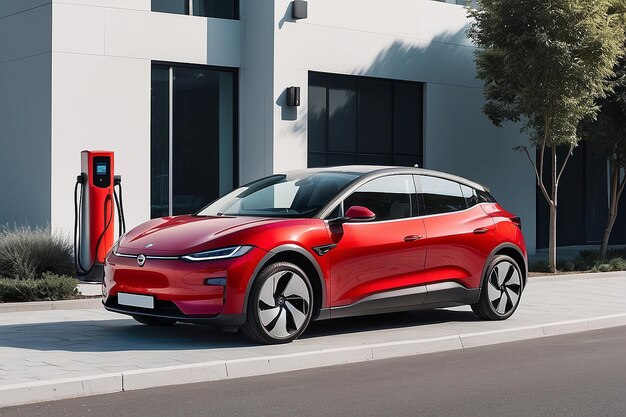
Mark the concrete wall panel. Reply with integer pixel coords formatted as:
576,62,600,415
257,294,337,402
104,9,240,67
239,0,275,183
51,53,151,236
0,0,50,19
0,4,52,63
424,84,536,253
0,54,52,227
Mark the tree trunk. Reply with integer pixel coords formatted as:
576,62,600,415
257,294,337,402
548,146,558,272
600,162,625,259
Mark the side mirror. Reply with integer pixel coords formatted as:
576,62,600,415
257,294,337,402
329,206,376,226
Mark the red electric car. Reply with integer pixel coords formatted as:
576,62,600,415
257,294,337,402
104,166,527,344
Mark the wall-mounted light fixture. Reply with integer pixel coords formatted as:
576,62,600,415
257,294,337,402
286,86,300,106
292,0,308,19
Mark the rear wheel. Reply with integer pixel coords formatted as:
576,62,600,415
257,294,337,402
472,255,523,320
132,315,177,326
241,262,313,344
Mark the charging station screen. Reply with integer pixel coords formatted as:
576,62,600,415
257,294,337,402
96,163,107,176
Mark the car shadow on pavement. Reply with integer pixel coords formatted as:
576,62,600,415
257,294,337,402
0,308,479,353
303,308,479,339
0,319,253,352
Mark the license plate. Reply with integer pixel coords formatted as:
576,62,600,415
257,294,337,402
118,293,154,309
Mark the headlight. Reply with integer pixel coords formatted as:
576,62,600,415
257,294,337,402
181,245,254,262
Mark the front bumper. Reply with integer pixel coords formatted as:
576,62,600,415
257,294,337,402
103,296,245,326
103,246,268,320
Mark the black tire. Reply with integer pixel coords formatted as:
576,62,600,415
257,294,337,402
132,315,177,326
241,262,313,344
472,254,524,320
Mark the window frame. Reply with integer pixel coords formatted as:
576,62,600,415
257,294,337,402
150,61,239,218
307,71,424,168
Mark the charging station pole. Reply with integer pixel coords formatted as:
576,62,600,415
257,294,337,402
75,150,118,282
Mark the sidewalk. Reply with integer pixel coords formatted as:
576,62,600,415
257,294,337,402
1,272,625,407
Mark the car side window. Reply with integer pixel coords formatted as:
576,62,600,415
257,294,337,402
418,176,467,215
343,175,417,221
460,184,479,208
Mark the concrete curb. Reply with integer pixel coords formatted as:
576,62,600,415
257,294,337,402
1,313,625,408
0,298,102,313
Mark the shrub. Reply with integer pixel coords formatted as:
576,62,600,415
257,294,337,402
531,250,626,273
0,272,78,302
530,260,552,273
591,257,626,273
0,225,74,280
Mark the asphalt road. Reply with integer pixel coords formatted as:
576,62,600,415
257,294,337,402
2,326,625,417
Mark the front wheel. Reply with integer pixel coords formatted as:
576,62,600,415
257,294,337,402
472,255,524,320
241,262,313,344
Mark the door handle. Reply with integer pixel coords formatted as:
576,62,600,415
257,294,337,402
473,228,489,234
404,235,423,242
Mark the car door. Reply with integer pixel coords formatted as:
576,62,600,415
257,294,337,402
328,174,428,308
416,175,495,290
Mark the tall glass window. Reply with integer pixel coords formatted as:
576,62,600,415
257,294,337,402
308,72,424,168
150,65,170,218
151,64,237,218
152,0,239,19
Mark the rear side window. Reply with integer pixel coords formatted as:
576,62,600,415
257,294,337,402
461,184,480,208
477,189,496,203
344,175,416,221
418,176,467,215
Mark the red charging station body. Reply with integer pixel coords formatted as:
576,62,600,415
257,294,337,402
78,150,115,281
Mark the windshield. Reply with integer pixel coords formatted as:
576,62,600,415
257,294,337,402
197,172,360,218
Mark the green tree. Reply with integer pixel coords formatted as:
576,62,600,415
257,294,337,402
580,52,626,259
468,0,624,271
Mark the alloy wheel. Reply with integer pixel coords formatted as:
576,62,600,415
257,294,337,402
487,260,522,315
257,270,311,339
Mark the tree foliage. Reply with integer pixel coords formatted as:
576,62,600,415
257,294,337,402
469,0,624,147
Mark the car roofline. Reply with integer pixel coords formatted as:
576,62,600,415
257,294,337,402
281,165,488,191
304,166,490,220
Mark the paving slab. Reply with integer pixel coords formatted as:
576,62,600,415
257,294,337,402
0,272,625,407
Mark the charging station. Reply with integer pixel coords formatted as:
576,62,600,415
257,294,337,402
74,150,125,282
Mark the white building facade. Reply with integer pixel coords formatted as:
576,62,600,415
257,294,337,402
0,0,537,253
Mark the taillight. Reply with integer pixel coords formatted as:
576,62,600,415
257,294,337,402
510,216,522,229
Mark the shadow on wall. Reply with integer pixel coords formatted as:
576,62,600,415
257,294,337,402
287,26,475,133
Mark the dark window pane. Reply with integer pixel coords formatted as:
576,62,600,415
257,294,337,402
393,154,422,167
307,72,423,170
419,176,467,215
151,65,170,219
328,153,357,166
172,67,234,215
328,77,357,153
345,175,415,221
152,0,189,14
193,0,238,19
308,74,327,153
358,78,392,154
394,82,422,156
584,141,608,243
308,152,327,168
357,154,392,165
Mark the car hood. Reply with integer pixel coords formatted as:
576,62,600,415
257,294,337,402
117,215,282,255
